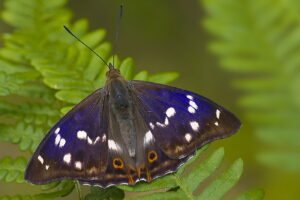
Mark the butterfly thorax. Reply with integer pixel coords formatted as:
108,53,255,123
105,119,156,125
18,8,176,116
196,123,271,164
106,67,130,117
106,69,137,159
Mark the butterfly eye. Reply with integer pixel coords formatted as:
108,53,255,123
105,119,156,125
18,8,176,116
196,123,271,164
148,150,158,163
113,158,124,169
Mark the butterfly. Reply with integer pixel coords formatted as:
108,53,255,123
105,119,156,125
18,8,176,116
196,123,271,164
25,23,241,187
25,63,241,188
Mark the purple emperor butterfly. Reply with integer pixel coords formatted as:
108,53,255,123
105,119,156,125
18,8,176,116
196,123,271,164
25,27,241,188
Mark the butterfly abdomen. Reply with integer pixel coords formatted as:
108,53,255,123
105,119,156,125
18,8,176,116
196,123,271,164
107,76,138,159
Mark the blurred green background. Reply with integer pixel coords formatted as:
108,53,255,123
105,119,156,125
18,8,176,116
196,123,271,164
0,0,299,199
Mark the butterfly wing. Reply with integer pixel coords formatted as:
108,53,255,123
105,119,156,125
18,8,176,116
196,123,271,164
130,80,241,159
25,88,109,184
130,115,192,182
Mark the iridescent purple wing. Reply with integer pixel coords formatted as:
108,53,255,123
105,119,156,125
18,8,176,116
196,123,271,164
25,89,109,184
131,80,241,159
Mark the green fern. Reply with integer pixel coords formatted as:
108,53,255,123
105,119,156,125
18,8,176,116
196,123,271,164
85,187,124,200
0,0,263,199
0,157,27,183
201,0,300,173
0,181,75,200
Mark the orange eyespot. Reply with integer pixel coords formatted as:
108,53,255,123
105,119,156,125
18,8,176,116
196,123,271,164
148,150,158,163
113,158,124,169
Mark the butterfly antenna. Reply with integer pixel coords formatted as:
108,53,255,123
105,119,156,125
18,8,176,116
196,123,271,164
63,25,110,69
112,4,124,67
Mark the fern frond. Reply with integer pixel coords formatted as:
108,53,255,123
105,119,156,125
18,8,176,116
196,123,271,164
34,181,75,199
0,101,60,126
0,195,39,200
234,189,265,200
0,72,19,96
0,123,47,152
17,83,55,102
0,156,27,183
85,187,124,200
0,70,39,96
147,72,179,84
0,181,74,200
202,0,300,172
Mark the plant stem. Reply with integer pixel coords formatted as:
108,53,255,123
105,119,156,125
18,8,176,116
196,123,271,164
75,181,83,200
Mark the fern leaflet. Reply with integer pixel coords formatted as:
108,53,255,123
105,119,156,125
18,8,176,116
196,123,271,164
201,0,300,172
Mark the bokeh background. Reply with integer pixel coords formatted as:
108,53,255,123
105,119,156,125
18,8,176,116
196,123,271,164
0,0,299,199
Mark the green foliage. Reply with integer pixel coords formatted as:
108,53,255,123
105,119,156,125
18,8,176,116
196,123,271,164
0,0,263,199
0,157,27,183
201,0,300,172
85,187,124,200
234,189,265,200
0,181,75,200
0,122,47,152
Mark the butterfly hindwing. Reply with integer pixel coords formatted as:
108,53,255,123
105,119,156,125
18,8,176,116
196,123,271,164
25,89,109,184
131,80,241,159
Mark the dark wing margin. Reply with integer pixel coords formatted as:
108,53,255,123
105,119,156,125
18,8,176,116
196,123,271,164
130,80,241,159
25,88,109,184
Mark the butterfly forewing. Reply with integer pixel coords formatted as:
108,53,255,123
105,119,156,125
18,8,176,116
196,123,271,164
131,80,241,159
25,89,109,184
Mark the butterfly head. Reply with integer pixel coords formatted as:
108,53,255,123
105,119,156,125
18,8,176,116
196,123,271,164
106,63,123,80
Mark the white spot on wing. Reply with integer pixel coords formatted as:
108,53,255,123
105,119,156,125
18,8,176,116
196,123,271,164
149,122,155,129
164,117,169,126
186,95,193,100
75,161,82,170
189,100,198,109
216,109,221,119
63,153,71,164
55,134,61,146
45,165,50,170
190,121,200,131
215,121,219,126
108,139,121,151
87,137,93,145
156,122,166,128
185,133,192,142
188,106,196,113
77,130,87,140
38,155,44,164
94,136,100,144
59,138,66,148
102,134,107,142
156,116,170,128
55,127,60,134
166,107,176,118
144,130,154,145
